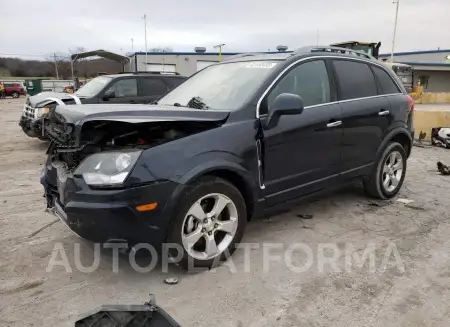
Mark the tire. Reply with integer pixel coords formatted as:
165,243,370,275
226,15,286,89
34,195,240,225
166,176,247,270
11,91,19,98
363,142,407,199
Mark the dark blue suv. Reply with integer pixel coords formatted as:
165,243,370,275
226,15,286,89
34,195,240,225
41,46,414,270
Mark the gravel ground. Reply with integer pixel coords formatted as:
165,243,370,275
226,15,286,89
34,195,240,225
0,98,449,327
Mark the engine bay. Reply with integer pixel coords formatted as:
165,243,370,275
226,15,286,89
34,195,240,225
46,119,220,171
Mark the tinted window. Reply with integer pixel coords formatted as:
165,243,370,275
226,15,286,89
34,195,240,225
165,77,186,90
106,78,137,97
140,78,167,96
266,60,330,111
372,66,400,95
333,60,377,100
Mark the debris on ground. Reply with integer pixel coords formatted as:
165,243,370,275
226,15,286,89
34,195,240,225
437,161,450,175
367,200,392,207
431,127,450,149
396,198,414,204
414,132,431,148
297,213,314,219
27,219,59,238
405,203,426,211
164,277,179,285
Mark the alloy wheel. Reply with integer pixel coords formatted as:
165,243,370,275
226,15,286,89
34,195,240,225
381,150,404,193
181,193,238,260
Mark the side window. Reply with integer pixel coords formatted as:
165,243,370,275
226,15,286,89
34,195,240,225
165,77,186,90
140,78,167,96
266,60,330,111
333,60,377,100
106,78,138,97
372,66,401,94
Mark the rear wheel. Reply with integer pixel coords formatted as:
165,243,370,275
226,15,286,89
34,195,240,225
11,91,19,98
166,177,247,270
363,142,407,199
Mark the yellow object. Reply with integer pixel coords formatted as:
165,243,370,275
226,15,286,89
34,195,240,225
136,202,158,212
414,110,450,141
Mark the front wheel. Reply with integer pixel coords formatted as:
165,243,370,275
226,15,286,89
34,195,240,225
11,91,19,98
166,177,247,270
363,142,407,199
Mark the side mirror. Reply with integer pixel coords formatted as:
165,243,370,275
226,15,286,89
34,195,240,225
266,93,304,128
102,89,115,101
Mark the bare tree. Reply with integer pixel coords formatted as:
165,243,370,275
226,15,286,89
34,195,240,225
149,47,173,52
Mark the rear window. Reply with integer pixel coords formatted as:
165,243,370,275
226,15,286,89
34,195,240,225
372,66,401,95
140,77,167,96
333,60,378,100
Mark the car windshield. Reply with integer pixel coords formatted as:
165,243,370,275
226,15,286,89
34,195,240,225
157,61,279,110
75,76,111,98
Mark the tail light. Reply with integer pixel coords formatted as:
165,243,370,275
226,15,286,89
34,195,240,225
406,95,414,113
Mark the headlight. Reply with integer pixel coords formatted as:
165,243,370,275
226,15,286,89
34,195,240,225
74,151,142,187
36,106,50,118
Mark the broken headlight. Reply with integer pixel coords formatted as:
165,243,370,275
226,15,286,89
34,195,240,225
74,151,142,186
36,106,51,118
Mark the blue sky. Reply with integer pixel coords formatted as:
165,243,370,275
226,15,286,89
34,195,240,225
1,0,449,60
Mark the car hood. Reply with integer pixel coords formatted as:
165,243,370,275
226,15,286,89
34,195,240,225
28,92,77,107
54,104,231,125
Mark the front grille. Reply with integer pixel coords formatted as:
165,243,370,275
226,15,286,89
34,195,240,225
22,103,36,119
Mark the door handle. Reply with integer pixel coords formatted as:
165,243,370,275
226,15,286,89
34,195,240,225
326,121,342,128
379,110,390,116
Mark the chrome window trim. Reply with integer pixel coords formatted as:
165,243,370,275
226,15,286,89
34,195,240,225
256,55,404,118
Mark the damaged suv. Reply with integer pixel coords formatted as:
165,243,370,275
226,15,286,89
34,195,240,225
41,46,414,269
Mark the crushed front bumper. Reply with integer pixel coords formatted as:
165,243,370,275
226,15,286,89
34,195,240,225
19,116,43,138
41,165,182,248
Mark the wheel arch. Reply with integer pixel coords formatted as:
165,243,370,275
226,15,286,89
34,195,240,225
179,162,257,221
378,128,413,159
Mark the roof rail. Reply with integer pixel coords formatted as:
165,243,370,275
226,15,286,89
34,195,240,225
293,46,373,59
133,71,181,75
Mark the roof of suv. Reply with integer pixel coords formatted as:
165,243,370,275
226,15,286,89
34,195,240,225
224,46,377,63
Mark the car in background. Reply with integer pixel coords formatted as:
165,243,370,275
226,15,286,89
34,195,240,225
19,72,187,139
4,82,26,98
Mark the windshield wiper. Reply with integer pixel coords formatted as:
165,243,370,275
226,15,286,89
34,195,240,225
187,96,209,110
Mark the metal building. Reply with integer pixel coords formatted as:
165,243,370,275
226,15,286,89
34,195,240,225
128,48,286,77
379,49,450,92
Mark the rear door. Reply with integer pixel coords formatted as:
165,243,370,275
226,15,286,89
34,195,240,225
333,59,391,180
139,77,168,104
99,77,142,104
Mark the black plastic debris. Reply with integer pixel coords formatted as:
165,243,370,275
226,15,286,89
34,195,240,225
75,294,181,327
437,161,450,175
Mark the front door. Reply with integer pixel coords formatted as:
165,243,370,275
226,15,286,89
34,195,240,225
100,77,142,104
260,59,343,206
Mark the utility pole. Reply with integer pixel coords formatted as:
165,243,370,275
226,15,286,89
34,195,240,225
391,0,400,62
142,14,148,71
131,38,134,53
316,30,319,46
53,53,59,80
214,44,226,62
